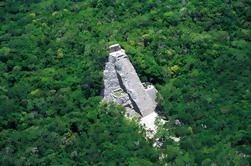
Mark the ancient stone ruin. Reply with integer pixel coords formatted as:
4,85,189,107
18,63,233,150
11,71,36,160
102,44,158,117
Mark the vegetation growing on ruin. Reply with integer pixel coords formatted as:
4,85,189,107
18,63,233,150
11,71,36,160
0,0,250,165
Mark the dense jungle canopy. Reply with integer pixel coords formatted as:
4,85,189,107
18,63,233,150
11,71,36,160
0,0,250,165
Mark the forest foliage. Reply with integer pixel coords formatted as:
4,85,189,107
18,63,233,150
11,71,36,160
0,0,250,165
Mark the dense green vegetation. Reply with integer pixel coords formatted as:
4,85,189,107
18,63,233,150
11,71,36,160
0,0,250,165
